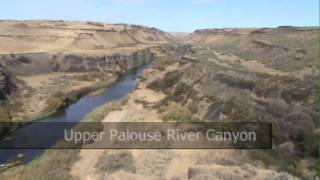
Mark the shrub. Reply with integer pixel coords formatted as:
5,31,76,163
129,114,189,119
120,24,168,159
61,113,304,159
115,70,127,80
221,101,249,121
95,151,136,173
187,99,200,114
0,110,10,122
222,101,234,115
45,92,65,112
161,102,197,122
214,74,255,91
163,71,180,88
0,110,11,136
146,79,164,91
152,56,178,71
174,82,189,96
45,91,80,113
249,149,301,177
147,71,180,92
86,21,104,27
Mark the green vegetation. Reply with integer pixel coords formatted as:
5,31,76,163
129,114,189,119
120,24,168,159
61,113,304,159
0,110,11,136
95,151,136,173
163,71,181,87
249,149,303,178
187,99,200,114
45,92,67,112
151,56,179,71
115,70,128,80
148,70,181,92
43,80,114,119
44,90,84,114
221,101,250,121
173,82,189,96
160,102,198,122
221,101,234,115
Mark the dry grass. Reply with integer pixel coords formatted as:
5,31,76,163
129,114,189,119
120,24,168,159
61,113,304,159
0,110,11,136
0,149,80,180
151,56,179,71
95,151,136,173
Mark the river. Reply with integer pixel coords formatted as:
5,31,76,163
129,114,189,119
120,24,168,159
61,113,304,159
0,63,150,166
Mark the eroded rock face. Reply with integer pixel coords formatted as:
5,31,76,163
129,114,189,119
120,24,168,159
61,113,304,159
0,48,154,76
51,48,154,73
0,20,175,77
185,27,318,72
0,53,54,75
0,64,15,101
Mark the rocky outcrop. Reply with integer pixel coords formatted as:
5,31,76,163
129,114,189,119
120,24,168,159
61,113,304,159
51,48,154,73
0,64,15,101
0,47,155,76
0,53,54,76
184,27,317,72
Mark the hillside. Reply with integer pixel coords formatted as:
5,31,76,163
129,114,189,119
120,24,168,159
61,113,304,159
0,20,173,55
0,23,318,179
185,27,318,72
0,20,175,125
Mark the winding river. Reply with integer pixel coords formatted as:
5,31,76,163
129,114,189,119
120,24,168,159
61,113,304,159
0,63,150,166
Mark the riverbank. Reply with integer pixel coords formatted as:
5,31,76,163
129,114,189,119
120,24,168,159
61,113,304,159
0,62,151,178
0,60,155,138
0,42,168,138
0,101,125,179
0,53,312,179
70,58,301,180
0,72,117,138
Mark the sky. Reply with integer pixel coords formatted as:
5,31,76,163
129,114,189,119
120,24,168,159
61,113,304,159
0,0,318,32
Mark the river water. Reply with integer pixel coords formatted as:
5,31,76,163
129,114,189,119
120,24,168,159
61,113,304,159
0,63,150,165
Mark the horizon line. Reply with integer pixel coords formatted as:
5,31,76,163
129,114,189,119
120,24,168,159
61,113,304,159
1,18,318,33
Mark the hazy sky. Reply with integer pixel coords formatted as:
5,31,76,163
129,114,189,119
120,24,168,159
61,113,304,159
1,0,318,32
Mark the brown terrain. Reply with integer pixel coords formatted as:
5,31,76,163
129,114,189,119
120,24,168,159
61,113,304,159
0,21,318,179
0,20,174,123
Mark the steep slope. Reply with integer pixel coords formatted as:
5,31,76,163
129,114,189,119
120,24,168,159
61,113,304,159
0,23,318,179
0,64,15,101
0,20,175,124
184,27,318,72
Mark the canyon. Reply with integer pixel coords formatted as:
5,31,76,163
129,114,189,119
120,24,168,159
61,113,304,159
0,20,318,179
